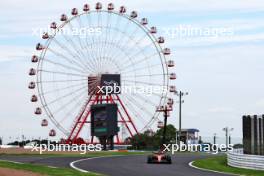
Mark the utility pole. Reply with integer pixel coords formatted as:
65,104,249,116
156,105,173,149
223,127,234,150
179,91,182,143
213,133,217,145
176,91,188,144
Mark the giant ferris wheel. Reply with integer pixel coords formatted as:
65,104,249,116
28,2,176,144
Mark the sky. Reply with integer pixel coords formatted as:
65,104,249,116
0,0,264,144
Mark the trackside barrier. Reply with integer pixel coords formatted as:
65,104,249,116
227,149,264,171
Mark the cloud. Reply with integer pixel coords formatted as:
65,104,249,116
256,98,264,107
208,107,235,113
1,0,264,141
0,45,33,62
1,0,264,15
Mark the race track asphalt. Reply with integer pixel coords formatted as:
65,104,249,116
0,153,231,176
74,153,231,176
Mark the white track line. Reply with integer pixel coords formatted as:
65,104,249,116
0,159,57,169
0,159,24,164
188,161,241,176
70,155,125,173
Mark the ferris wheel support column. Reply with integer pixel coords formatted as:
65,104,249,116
72,95,100,142
91,135,94,144
115,94,139,135
67,95,99,143
116,135,120,144
66,98,92,144
117,109,133,137
108,94,134,142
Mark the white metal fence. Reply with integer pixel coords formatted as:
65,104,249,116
227,149,264,171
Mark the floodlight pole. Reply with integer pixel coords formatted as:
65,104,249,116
156,105,172,150
162,110,168,145
223,127,234,149
179,91,182,143
176,91,188,144
213,133,217,145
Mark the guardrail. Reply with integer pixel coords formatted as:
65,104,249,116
0,145,20,149
227,149,264,171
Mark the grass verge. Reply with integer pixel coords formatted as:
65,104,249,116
192,156,264,176
0,151,148,175
0,160,101,176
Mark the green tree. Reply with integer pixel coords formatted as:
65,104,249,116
127,124,177,150
154,124,177,147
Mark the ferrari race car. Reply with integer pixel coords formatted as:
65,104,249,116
147,151,172,164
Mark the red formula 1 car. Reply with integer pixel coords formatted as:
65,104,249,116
147,151,172,164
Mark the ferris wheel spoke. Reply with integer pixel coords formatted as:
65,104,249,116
109,19,130,53
46,47,88,71
122,79,164,86
85,14,101,71
97,11,105,72
122,73,168,78
51,37,90,71
100,33,148,77
101,15,116,66
103,21,146,64
90,39,133,72
101,56,122,71
67,96,91,131
44,57,86,74
117,42,155,67
122,83,161,107
77,16,101,72
38,78,87,83
59,93,86,125
105,26,139,65
119,52,159,72
59,29,96,73
42,85,87,108
111,28,146,61
78,20,100,72
58,34,90,68
118,26,140,50
129,91,159,106
57,84,99,121
39,81,85,96
85,11,101,72
125,93,155,118
121,95,150,124
103,14,122,60
38,69,87,77
118,96,147,125
52,88,88,116
121,63,164,75
123,83,167,98
102,12,112,60
68,22,85,54
90,23,104,71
